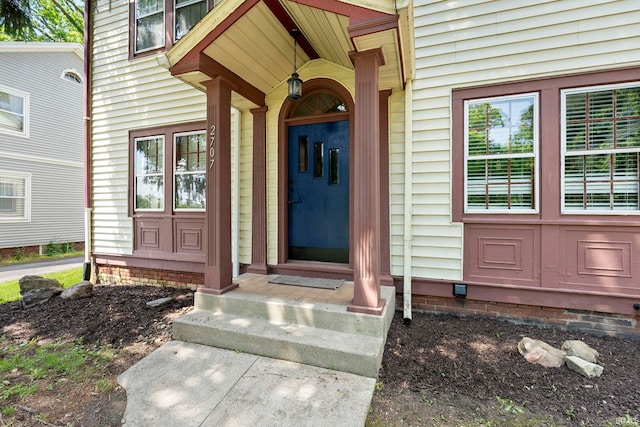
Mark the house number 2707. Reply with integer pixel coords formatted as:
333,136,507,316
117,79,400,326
209,124,216,170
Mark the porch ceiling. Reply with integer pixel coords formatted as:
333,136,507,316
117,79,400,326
165,0,408,108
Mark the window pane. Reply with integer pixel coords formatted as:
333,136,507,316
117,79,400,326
468,97,534,157
563,83,640,212
617,117,640,147
313,142,324,178
465,94,537,211
292,93,348,117
137,0,163,16
136,138,164,174
588,120,613,149
135,176,164,209
616,87,640,117
588,90,614,120
175,174,206,209
0,177,25,218
0,90,25,133
329,148,339,185
564,153,640,211
298,136,308,172
136,13,164,51
175,0,206,40
175,133,205,172
174,131,206,210
136,0,164,52
135,137,164,210
613,152,639,210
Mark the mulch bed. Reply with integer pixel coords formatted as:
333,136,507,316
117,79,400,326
1,283,638,426
371,311,640,426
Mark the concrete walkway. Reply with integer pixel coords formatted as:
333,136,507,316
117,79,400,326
0,256,84,283
118,340,376,427
1,261,379,425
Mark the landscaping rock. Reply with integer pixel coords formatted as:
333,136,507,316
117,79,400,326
146,297,174,308
517,337,566,368
566,355,604,378
21,288,62,309
61,281,94,300
18,275,63,295
561,340,599,364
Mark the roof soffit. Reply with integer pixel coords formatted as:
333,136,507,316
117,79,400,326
166,0,408,100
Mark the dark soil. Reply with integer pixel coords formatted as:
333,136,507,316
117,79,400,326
1,283,639,426
370,312,640,426
0,284,194,426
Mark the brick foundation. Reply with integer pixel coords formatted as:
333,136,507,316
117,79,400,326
0,245,41,261
95,264,202,290
0,242,84,262
92,262,640,339
400,295,640,339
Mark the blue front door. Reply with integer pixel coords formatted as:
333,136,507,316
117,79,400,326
288,120,349,263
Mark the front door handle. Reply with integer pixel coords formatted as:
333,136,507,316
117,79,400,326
288,200,297,205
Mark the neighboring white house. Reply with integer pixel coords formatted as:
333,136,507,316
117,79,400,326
0,42,85,259
87,0,640,337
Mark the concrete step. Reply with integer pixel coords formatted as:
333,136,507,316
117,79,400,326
173,310,384,378
193,285,395,338
173,285,396,378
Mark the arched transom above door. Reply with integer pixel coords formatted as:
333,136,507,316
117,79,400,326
289,92,348,118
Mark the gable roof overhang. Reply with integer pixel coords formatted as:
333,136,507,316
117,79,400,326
164,0,412,109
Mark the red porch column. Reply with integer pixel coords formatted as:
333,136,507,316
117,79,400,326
200,77,238,295
247,106,268,274
348,48,386,315
379,89,393,286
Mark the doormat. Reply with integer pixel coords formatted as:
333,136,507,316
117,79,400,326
268,275,345,290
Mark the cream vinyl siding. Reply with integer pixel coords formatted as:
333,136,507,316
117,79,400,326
237,109,253,264
410,0,640,281
91,0,207,255
388,90,406,276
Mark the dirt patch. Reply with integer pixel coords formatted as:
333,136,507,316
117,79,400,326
1,284,639,426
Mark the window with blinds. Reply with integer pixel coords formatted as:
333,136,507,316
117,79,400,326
562,83,640,212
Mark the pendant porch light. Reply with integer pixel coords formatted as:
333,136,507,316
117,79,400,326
287,29,302,101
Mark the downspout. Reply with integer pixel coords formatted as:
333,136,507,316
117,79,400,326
403,78,413,323
232,108,241,277
83,0,93,282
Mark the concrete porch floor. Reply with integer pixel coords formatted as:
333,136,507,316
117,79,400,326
230,272,355,306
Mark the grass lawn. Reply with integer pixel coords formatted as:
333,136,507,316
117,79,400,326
0,267,84,304
0,250,84,267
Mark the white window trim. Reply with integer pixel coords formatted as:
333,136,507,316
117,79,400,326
560,81,640,215
134,135,165,212
463,92,540,214
0,171,31,223
134,0,166,54
0,83,30,138
173,130,206,212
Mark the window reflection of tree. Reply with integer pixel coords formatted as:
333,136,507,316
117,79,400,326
174,132,206,209
467,98,535,209
135,138,164,210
